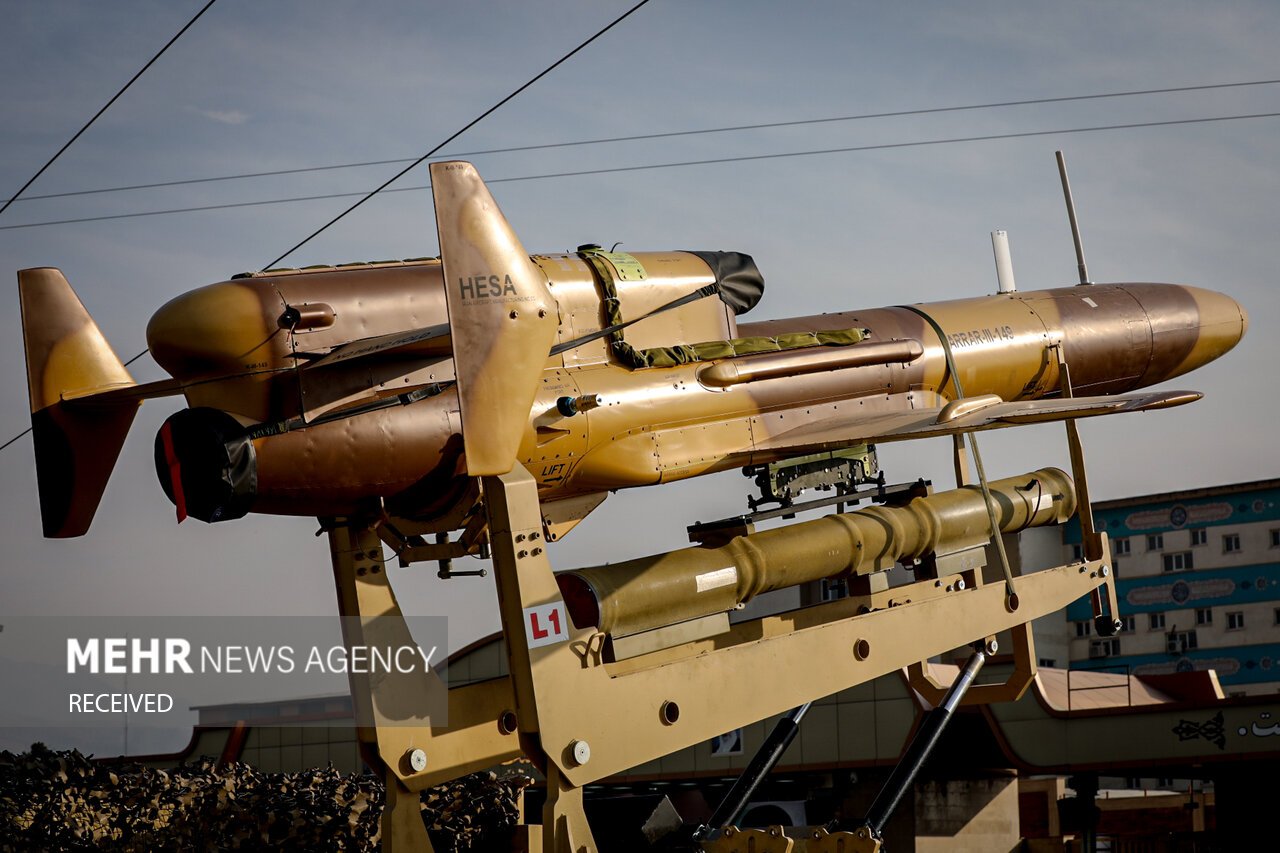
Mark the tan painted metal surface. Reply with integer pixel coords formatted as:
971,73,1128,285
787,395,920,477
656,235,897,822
480,466,1113,787
327,523,521,789
9,160,1249,843
17,268,139,536
559,468,1075,636
150,274,1242,535
344,462,1106,851
14,161,1246,539
431,161,558,476
13,160,1253,852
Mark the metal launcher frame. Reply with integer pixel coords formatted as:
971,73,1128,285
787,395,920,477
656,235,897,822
325,351,1120,853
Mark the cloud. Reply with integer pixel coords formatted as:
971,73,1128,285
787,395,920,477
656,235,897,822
190,107,250,125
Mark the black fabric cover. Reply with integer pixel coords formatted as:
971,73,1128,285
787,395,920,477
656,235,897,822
154,407,257,523
683,250,764,315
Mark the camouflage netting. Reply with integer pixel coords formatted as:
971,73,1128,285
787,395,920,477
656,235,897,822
0,743,532,852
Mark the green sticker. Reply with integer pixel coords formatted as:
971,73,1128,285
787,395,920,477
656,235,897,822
600,252,647,281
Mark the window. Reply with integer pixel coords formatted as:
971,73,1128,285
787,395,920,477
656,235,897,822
1075,620,1092,637
1196,608,1213,626
1149,612,1166,630
1224,533,1241,553
1113,537,1131,555
1274,607,1280,626
1228,611,1245,630
1070,543,1083,562
1191,528,1207,546
1090,638,1121,658
1118,615,1136,633
1038,658,1056,667
1271,529,1280,548
1147,534,1164,551
820,579,847,601
1168,630,1198,653
1163,551,1194,572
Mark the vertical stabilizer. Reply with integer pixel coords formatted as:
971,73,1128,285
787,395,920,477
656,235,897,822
18,268,139,537
431,161,557,476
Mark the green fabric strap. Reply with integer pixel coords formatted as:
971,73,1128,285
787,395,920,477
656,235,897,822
614,327,869,369
581,252,627,343
580,247,864,371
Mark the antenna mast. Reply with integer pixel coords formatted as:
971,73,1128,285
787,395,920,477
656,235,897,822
1056,150,1092,284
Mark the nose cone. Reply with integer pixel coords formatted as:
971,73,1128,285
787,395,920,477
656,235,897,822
1157,284,1248,382
147,281,283,378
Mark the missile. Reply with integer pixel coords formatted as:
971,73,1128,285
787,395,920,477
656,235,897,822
556,468,1076,637
18,162,1247,539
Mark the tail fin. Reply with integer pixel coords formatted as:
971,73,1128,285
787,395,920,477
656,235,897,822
18,268,139,537
430,161,557,476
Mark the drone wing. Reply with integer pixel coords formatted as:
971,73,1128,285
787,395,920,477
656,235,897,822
750,390,1200,458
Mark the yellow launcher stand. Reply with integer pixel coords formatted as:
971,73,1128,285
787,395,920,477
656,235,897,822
326,459,1118,851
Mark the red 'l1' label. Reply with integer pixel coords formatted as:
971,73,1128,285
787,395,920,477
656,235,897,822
523,602,569,649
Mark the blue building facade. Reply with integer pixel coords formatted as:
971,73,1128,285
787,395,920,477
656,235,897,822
1061,478,1280,693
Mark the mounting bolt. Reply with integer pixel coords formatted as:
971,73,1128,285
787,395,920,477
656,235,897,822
1101,565,1110,577
955,578,965,591
406,748,428,773
985,638,999,656
569,739,591,766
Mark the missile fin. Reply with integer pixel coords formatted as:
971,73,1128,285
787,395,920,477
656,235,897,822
18,268,140,537
431,161,557,476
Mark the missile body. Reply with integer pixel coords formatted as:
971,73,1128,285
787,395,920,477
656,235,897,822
557,468,1077,637
18,160,1248,541
142,253,1246,526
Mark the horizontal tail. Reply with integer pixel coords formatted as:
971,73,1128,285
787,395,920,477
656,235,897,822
18,267,139,537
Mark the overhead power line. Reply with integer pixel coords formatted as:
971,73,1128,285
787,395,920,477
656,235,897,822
5,78,1278,206
261,0,654,270
0,0,219,218
3,109,1277,232
0,0,218,457
3,106,1275,455
0,0,657,458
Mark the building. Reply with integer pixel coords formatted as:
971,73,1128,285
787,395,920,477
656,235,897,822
1059,477,1280,697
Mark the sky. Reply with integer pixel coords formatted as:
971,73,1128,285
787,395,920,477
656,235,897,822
1,0,1277,755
